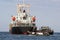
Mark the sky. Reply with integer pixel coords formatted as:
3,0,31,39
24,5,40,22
0,0,60,32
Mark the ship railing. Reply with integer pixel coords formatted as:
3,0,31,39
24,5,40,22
11,22,35,27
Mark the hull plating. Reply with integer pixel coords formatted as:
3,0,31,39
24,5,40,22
10,26,37,34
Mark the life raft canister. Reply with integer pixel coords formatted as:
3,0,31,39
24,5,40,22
12,16,16,21
32,16,36,22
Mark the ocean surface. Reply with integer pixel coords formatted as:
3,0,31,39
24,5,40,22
0,32,60,40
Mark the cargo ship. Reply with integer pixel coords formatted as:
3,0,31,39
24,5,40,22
9,0,54,35
9,0,37,34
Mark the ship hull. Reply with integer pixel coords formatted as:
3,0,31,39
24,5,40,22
10,26,37,34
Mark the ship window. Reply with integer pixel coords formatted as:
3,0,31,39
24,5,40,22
23,10,25,13
23,16,26,20
23,14,27,20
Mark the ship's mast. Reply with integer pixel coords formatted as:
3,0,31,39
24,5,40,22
17,0,30,14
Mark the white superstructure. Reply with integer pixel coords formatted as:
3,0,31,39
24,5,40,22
10,0,36,27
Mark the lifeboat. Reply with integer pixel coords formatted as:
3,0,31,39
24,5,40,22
32,16,36,22
12,16,16,21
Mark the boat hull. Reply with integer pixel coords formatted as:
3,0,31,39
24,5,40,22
10,26,37,34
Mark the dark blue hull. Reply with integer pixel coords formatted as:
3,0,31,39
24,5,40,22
10,26,37,34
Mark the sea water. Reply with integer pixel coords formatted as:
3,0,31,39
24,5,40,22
0,32,60,40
